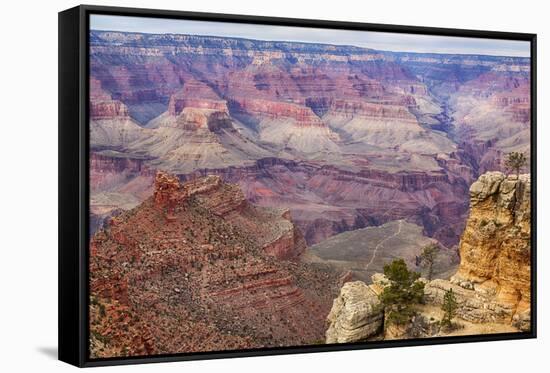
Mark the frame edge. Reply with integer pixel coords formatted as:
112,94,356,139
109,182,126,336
60,4,538,367
58,5,86,368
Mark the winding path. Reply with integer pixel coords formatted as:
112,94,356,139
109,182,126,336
364,220,403,271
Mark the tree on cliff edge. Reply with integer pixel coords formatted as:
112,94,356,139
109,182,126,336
504,152,527,179
379,259,425,326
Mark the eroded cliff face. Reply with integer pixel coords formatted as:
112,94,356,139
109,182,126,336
90,172,339,357
444,171,530,327
325,281,383,343
420,171,531,330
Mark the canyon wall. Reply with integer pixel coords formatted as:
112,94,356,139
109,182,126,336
88,30,530,256
90,173,340,357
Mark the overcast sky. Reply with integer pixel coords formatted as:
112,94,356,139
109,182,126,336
90,15,530,57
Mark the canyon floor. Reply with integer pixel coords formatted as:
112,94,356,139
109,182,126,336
304,220,458,282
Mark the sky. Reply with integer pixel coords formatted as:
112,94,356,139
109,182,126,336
90,15,530,57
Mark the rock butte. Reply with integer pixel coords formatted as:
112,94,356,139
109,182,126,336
90,172,340,357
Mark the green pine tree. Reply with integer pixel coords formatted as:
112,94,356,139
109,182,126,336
379,259,425,326
504,152,527,179
441,288,458,329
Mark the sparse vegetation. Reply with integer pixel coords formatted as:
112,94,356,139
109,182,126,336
379,259,425,326
504,152,527,179
441,288,458,330
418,243,440,281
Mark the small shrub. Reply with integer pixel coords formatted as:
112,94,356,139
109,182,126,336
441,288,458,330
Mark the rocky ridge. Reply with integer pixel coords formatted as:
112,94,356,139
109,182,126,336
90,172,339,357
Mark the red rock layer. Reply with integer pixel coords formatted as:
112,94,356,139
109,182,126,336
491,85,531,123
89,173,339,358
90,78,131,120
327,100,417,122
89,152,154,192
90,100,130,120
168,80,229,115
231,98,325,128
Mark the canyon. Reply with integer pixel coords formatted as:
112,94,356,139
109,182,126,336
87,30,531,354
89,31,530,248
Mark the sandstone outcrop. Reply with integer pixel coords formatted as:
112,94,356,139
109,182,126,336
424,279,515,325
326,281,383,343
422,172,531,331
383,313,441,340
445,171,530,328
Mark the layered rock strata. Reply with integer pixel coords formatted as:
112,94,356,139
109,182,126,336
90,172,339,357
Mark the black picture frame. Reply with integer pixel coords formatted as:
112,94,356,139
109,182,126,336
59,4,537,367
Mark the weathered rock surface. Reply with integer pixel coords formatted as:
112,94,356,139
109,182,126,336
426,171,531,329
383,312,441,340
90,172,341,357
326,171,531,342
424,279,514,324
326,281,383,343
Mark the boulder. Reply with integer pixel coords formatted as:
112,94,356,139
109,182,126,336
326,281,383,343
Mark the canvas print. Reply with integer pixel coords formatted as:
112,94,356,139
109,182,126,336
88,14,532,358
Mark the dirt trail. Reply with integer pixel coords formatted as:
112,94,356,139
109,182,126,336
364,220,403,271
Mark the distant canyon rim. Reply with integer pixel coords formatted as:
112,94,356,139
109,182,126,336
89,30,530,252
